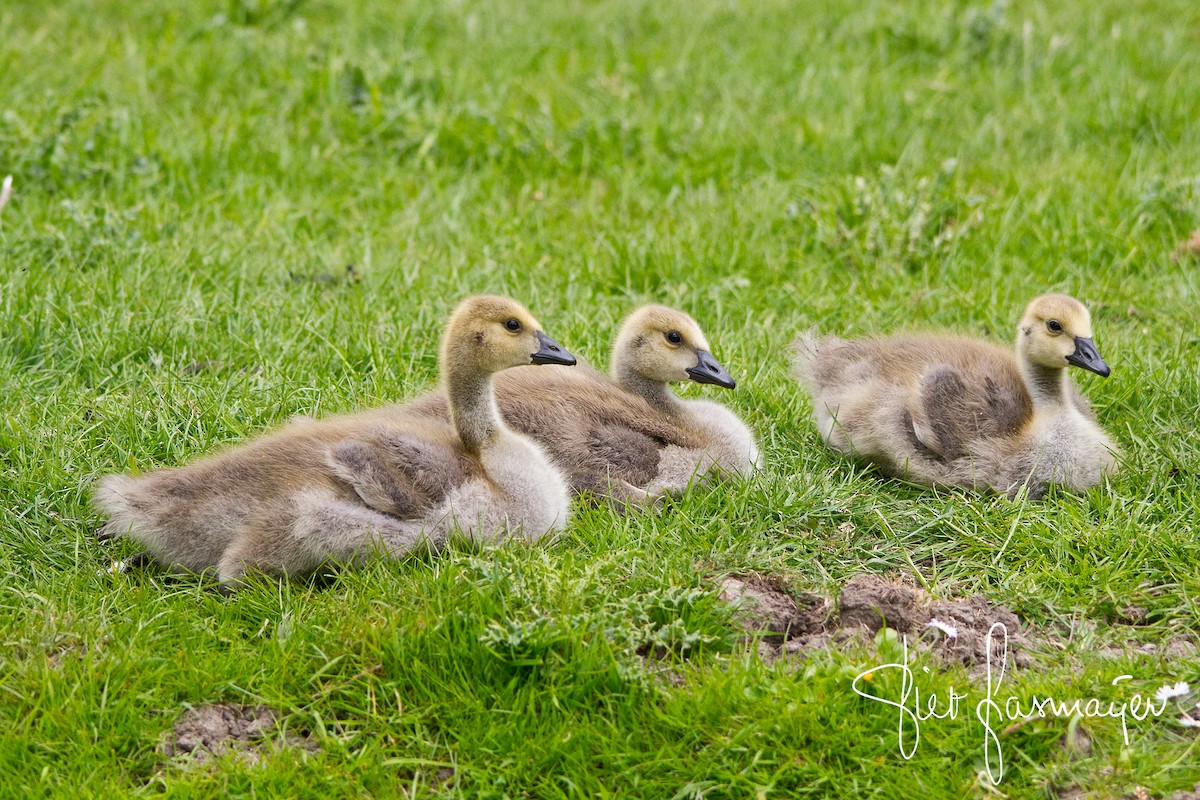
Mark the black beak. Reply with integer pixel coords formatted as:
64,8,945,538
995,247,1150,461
1065,336,1110,377
686,349,736,389
531,331,576,366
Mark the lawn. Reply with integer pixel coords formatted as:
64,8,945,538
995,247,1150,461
2,0,1199,796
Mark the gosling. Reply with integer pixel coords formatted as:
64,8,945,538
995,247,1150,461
93,296,577,589
792,294,1117,498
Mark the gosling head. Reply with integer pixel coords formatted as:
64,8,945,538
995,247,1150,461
1016,294,1110,377
612,305,736,389
443,295,576,375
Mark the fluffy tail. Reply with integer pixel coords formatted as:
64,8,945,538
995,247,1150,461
92,473,143,540
789,329,824,389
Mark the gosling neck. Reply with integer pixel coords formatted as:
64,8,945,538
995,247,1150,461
444,359,504,456
615,360,684,417
1019,360,1071,413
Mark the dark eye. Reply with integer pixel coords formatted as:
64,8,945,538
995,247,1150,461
505,319,522,332
665,331,683,345
1046,320,1063,334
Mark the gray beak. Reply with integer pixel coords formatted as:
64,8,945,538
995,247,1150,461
1065,336,1110,377
686,349,736,389
531,331,576,366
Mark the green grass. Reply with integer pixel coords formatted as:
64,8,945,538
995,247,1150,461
3,0,1200,796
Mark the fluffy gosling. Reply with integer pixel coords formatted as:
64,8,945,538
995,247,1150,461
792,293,1117,498
94,295,576,589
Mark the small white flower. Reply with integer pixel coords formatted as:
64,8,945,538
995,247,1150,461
1178,715,1200,729
926,619,958,639
1155,681,1190,703
0,175,12,212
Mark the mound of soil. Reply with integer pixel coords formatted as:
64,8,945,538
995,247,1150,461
719,572,1029,670
162,704,315,766
926,594,1024,668
718,575,830,638
838,574,922,633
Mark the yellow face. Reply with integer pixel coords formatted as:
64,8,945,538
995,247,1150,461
613,305,736,388
446,296,575,373
1017,294,1109,376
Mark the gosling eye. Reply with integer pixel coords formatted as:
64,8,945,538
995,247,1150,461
665,331,683,345
1046,319,1063,334
505,319,522,333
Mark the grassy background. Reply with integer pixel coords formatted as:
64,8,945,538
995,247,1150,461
2,0,1200,796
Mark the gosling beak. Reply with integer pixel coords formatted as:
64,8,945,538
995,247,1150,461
686,349,736,389
531,331,576,366
1065,336,1110,378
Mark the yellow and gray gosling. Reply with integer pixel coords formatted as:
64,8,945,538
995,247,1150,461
94,295,577,590
792,293,1116,498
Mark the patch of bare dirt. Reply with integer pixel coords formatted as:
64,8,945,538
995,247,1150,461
926,594,1027,668
1075,617,1198,663
1170,782,1200,800
718,575,831,639
780,627,870,660
1174,230,1200,261
839,574,923,633
1097,637,1198,661
718,572,1029,672
162,704,316,766
1163,636,1198,658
